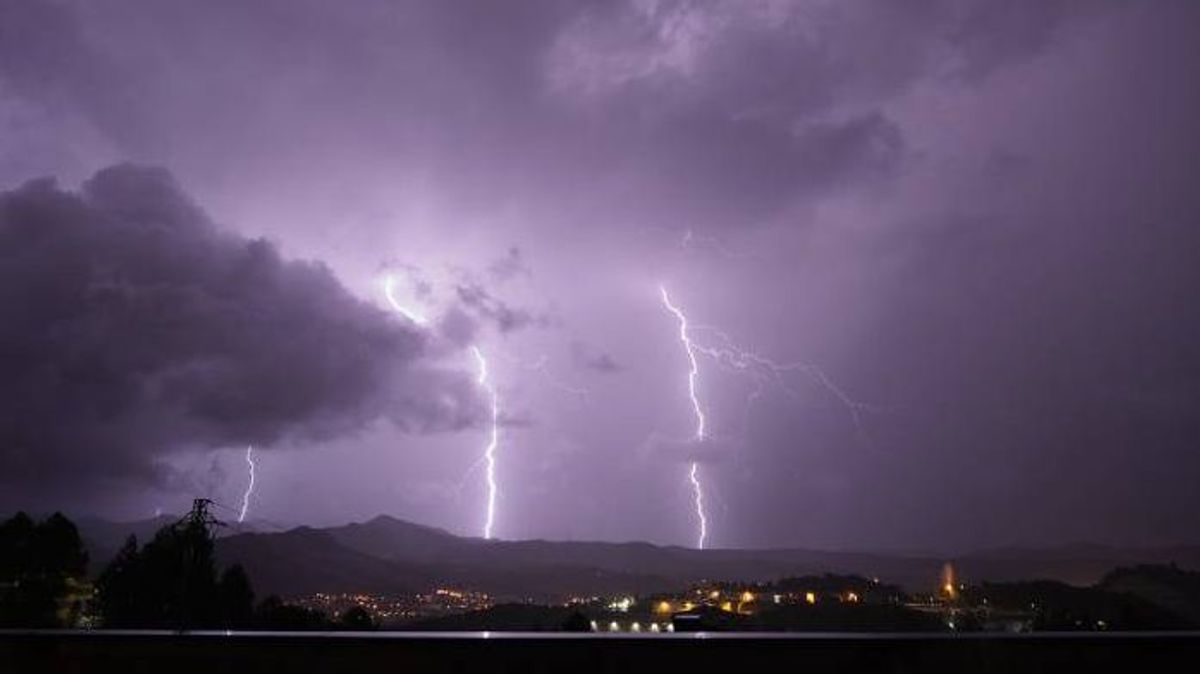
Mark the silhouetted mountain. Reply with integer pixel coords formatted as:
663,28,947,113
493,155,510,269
1100,564,1200,625
215,527,433,597
74,514,179,573
320,516,942,591
956,544,1200,587
965,579,1194,630
75,514,288,574
324,515,477,563
74,513,1200,601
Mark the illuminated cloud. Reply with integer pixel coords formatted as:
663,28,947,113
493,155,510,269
0,165,481,501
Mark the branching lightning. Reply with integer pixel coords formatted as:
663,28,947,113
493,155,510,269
472,346,500,540
496,351,589,401
687,325,874,436
526,354,590,401
659,285,709,550
658,284,874,550
238,445,256,524
680,228,760,261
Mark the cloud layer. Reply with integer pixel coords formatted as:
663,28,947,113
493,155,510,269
1,1,1199,550
0,164,478,497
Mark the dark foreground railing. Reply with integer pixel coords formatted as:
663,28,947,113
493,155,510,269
4,630,1200,673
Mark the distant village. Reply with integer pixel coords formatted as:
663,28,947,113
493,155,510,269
282,561,1197,633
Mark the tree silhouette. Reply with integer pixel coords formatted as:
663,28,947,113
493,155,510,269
95,500,246,629
256,595,331,630
218,564,256,629
339,605,376,630
0,512,89,627
95,536,143,626
560,610,592,632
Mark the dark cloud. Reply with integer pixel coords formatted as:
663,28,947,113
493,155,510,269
0,0,1087,233
536,0,1092,231
571,340,621,374
454,282,549,334
0,164,479,499
947,0,1090,81
488,247,531,283
2,0,1198,548
721,0,1200,549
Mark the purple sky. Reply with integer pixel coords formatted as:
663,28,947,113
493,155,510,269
2,0,1199,553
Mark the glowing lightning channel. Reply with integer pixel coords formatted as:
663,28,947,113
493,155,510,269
687,462,707,550
659,285,709,550
238,445,256,524
383,275,428,325
687,325,875,436
471,346,500,540
381,274,503,539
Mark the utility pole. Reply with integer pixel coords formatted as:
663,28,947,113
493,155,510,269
175,498,223,631
184,498,222,531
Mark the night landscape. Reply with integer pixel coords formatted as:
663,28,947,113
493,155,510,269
2,0,1200,671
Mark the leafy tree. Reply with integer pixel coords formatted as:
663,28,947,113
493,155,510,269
339,605,376,630
256,595,331,630
0,512,36,582
97,516,216,627
33,513,88,577
95,499,251,629
560,610,592,632
0,512,89,627
95,536,143,625
218,564,256,628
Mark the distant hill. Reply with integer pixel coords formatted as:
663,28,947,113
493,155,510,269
215,527,434,597
73,513,1200,602
1101,564,1200,625
323,515,478,563
74,513,286,574
75,514,179,574
956,544,1200,587
321,516,944,595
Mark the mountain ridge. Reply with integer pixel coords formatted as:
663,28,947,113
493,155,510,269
72,513,1200,601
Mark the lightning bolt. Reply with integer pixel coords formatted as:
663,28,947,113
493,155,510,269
686,325,874,436
471,346,500,540
679,228,759,261
687,462,707,550
381,275,504,540
383,274,428,325
238,445,256,524
659,285,709,550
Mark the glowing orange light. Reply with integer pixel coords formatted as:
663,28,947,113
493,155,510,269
805,592,816,605
656,601,672,614
941,562,958,599
740,591,755,603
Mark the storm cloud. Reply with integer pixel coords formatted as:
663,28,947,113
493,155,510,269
1,1,1199,549
0,164,479,498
